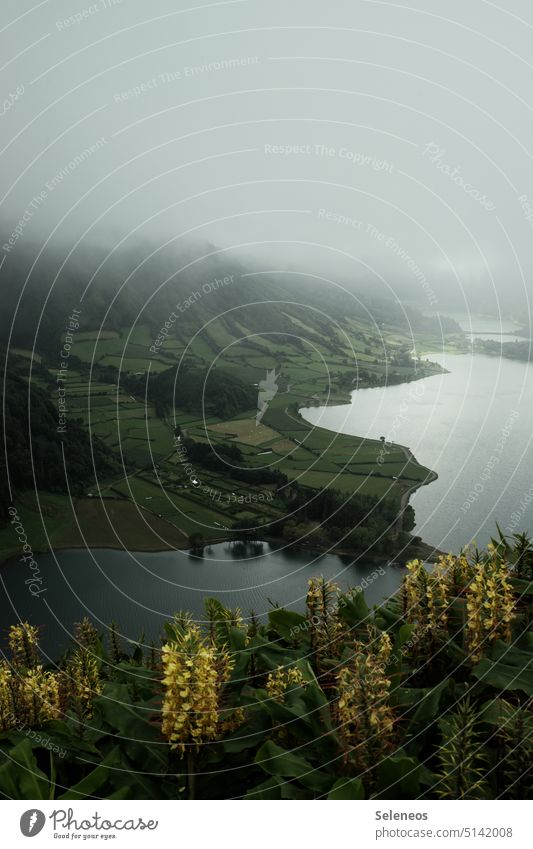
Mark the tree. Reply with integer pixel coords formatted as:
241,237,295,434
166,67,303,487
189,532,205,553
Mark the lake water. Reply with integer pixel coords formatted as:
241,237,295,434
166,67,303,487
301,351,533,553
0,543,400,657
4,316,531,657
445,313,526,344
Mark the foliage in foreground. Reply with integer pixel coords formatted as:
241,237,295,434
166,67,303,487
0,532,532,800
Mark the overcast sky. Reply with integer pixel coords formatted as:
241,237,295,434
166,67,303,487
2,0,533,316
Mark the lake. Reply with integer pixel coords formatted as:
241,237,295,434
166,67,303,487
5,317,531,658
301,350,533,553
444,313,526,343
0,543,400,657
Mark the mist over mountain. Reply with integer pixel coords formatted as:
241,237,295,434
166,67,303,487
0,235,461,358
2,0,533,323
2,1,533,808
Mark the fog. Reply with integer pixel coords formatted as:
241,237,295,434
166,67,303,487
2,0,533,318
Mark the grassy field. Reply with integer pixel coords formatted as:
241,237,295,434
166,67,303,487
208,419,280,446
0,493,189,565
7,313,445,559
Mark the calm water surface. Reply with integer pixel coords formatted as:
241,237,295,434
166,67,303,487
445,313,526,343
302,351,533,552
0,543,399,657
5,317,531,656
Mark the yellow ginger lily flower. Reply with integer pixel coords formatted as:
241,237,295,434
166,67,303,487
161,622,235,755
8,622,40,669
336,631,394,775
266,666,307,703
19,666,61,726
465,559,516,663
306,576,345,667
0,623,61,730
0,660,61,730
67,648,102,720
402,556,463,649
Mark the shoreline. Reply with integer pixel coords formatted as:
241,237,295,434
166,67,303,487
298,392,442,555
0,538,192,569
0,467,443,573
0,532,442,569
1,362,448,570
397,444,439,516
298,361,448,412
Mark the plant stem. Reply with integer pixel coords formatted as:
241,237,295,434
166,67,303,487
186,750,196,800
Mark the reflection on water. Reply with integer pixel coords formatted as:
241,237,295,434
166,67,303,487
0,542,400,658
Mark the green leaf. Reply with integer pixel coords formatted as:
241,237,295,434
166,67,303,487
255,740,313,778
107,785,135,799
0,738,50,799
163,621,178,641
299,678,336,736
255,689,312,728
328,778,365,799
389,623,415,679
375,751,422,799
92,689,168,773
57,746,123,799
374,602,402,628
228,625,248,652
255,644,301,672
255,740,330,792
268,608,308,640
3,721,101,761
244,776,283,799
510,578,533,596
390,686,425,710
472,658,533,696
338,591,370,626
471,638,533,696
407,678,451,733
214,710,271,756
94,685,161,741
281,783,312,799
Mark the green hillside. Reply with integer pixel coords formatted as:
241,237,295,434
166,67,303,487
0,243,459,561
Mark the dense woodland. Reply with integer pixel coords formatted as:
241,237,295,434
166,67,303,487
0,363,117,526
475,338,533,361
0,240,461,354
125,365,257,420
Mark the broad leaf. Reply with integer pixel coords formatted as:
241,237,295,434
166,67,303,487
268,608,307,641
255,740,331,792
375,751,422,799
328,777,365,799
0,739,50,799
